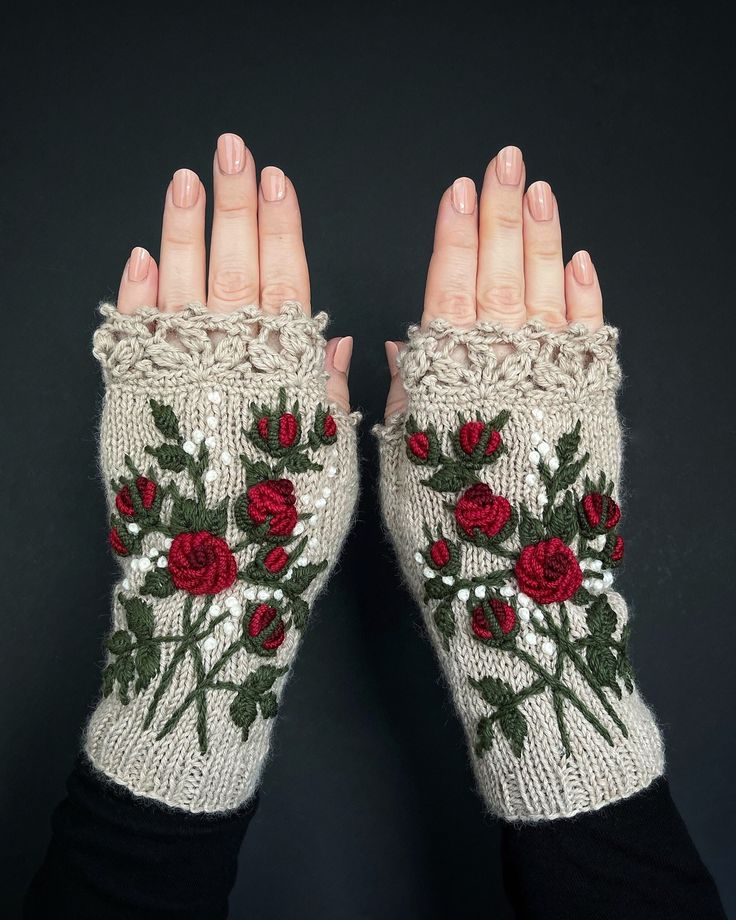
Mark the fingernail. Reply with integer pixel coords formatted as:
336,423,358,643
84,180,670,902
496,146,523,186
172,168,199,208
333,336,353,374
451,177,476,214
572,250,595,285
217,133,246,175
527,181,554,221
262,166,286,202
128,247,150,282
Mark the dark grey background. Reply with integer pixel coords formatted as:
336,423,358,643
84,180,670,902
2,3,733,917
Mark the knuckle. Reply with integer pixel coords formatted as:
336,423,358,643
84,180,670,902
432,290,476,320
260,280,303,306
478,280,524,312
490,208,522,232
526,306,567,329
528,239,563,262
210,268,257,303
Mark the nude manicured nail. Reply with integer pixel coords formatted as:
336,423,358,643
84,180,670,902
172,168,199,208
262,166,286,202
496,146,523,186
451,177,476,214
217,133,246,175
128,247,150,282
527,180,554,221
572,250,595,285
333,336,353,374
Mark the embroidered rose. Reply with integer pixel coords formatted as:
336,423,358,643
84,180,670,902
109,527,129,556
611,535,625,564
579,492,621,536
455,484,512,541
115,476,157,518
244,603,286,653
323,414,337,439
256,413,300,449
168,531,237,596
471,599,517,642
430,539,451,568
246,479,298,537
407,431,430,461
458,421,502,458
514,537,583,605
263,546,289,574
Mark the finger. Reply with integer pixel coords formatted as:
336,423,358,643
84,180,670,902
158,168,207,312
523,180,566,328
117,247,159,314
565,250,604,330
258,167,310,315
384,340,408,418
422,178,478,327
208,134,260,313
476,146,526,326
324,336,352,414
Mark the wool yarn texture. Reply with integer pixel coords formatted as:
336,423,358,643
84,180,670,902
375,319,664,822
86,301,359,813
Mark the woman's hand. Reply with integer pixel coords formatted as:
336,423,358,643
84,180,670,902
384,145,603,418
116,133,352,413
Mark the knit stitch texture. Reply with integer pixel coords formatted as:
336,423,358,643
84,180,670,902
86,301,359,813
375,319,664,822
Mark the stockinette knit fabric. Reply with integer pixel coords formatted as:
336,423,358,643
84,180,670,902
375,319,664,822
86,301,359,813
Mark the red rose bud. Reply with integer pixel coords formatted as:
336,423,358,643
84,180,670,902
264,546,289,574
471,600,516,641
257,416,270,441
168,531,237,596
580,493,621,534
514,537,583,605
247,604,286,651
115,476,157,518
323,414,337,438
109,527,129,556
458,421,502,457
430,539,451,568
406,431,430,461
247,479,298,537
611,535,625,563
454,484,512,540
278,413,298,447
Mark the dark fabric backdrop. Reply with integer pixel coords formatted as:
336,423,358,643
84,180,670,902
2,3,733,917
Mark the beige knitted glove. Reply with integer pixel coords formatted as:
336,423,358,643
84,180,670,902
86,302,359,813
375,320,664,822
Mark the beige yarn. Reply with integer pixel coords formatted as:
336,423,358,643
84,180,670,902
376,320,664,822
86,301,359,813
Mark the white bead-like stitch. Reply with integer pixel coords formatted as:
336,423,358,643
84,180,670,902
530,431,542,446
122,578,131,590
589,559,603,572
314,497,327,509
257,588,271,600
322,487,332,498
602,571,614,588
203,636,217,651
222,621,235,637
205,469,218,483
532,407,545,421
301,494,312,506
532,609,544,624
542,640,555,655
130,558,140,572
519,608,530,622
529,450,540,465
192,429,205,444
326,466,337,477
517,592,531,608
229,604,241,617
537,441,550,456
148,547,159,558
457,588,470,602
592,534,607,551
210,604,222,616
308,538,319,550
205,436,216,449
138,557,152,572
127,522,140,534
500,585,515,597
183,440,196,455
164,538,173,549
220,450,232,465
157,556,168,569
524,633,537,646
207,390,221,404
244,587,257,601
537,492,548,506
293,521,305,535
548,456,560,472
525,473,537,487
423,566,435,579
474,585,486,598
225,596,239,609
309,515,320,527
296,557,309,567
206,415,218,429
442,575,455,586
273,589,284,601
589,579,604,595
414,551,424,563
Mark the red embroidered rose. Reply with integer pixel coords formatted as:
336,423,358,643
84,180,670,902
458,421,502,458
407,432,430,461
455,484,512,540
611,535,625,563
246,603,286,652
514,537,583,605
109,527,129,556
115,476,157,518
278,413,298,447
168,531,237,596
264,546,289,574
430,539,451,568
257,417,270,441
580,492,621,536
246,479,298,537
323,414,337,439
471,599,516,641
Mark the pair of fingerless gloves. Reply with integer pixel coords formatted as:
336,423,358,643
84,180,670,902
86,302,663,821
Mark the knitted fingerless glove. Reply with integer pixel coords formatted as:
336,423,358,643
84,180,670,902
375,320,664,822
86,302,359,813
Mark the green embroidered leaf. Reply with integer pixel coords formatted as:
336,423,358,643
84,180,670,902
283,451,323,473
587,644,618,687
547,492,578,544
556,422,581,464
148,443,189,473
114,655,135,704
433,600,455,647
518,504,545,546
206,498,229,537
474,717,495,757
101,665,115,697
240,457,273,488
169,495,228,536
422,462,476,493
572,586,595,607
141,568,176,598
259,691,279,719
134,643,161,692
489,408,511,431
499,706,527,758
150,399,180,440
586,596,617,638
424,576,454,601
106,630,133,656
470,675,510,707
245,665,288,695
120,595,154,640
554,454,589,491
229,691,258,735
284,560,327,595
290,597,310,630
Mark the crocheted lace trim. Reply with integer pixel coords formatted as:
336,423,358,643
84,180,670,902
93,301,329,386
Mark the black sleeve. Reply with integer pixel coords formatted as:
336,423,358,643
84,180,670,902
24,756,257,920
501,778,726,920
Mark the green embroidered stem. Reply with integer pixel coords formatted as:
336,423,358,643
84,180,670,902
190,643,208,753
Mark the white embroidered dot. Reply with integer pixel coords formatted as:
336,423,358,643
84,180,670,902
442,575,455,586
130,558,140,572
500,585,515,597
530,431,542,446
157,556,168,569
322,487,332,498
293,521,305,535
122,578,131,590
205,469,218,483
524,633,537,646
314,497,327,509
593,534,607,551
308,538,319,550
326,466,337,477
146,548,158,559
542,640,555,655
529,450,540,465
164,538,173,550
457,588,470,602
205,436,216,449
589,580,604,595
206,415,218,429
183,440,196,455
203,636,217,651
222,621,235,637
207,390,221,404
220,450,232,465
532,609,544,624
127,522,140,534
414,552,424,564
517,592,531,608
532,407,545,421
310,515,320,527
525,473,537,487
297,557,309,566
229,603,241,617
274,589,284,601
537,492,548,506
548,456,560,472
285,570,293,580
423,567,436,579
138,557,152,572
192,429,205,444
519,608,530,622
589,559,603,572
474,585,486,599
602,571,614,588
210,604,222,616
244,587,257,601
537,441,550,456
301,494,312,506
257,589,271,600
225,596,239,609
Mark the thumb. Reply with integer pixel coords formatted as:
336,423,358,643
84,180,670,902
324,336,352,413
383,341,408,419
